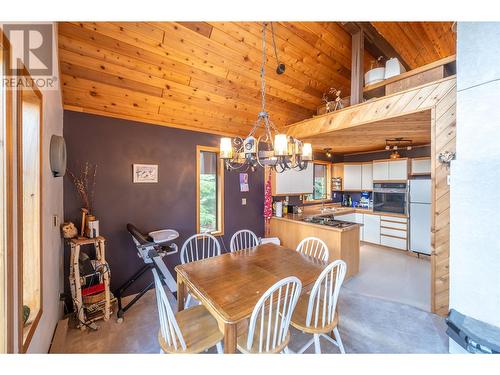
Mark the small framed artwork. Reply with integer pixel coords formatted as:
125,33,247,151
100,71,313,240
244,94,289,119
133,164,158,183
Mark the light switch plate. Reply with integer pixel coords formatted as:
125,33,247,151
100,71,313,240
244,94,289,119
242,198,247,205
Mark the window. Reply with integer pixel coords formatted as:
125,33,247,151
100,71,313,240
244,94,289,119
196,146,224,235
305,161,331,201
17,67,43,352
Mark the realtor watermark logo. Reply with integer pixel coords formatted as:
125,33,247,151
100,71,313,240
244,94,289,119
2,23,57,89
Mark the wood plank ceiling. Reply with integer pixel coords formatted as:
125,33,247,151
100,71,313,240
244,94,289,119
58,22,456,142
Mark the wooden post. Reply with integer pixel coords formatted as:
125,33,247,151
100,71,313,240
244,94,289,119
350,30,364,105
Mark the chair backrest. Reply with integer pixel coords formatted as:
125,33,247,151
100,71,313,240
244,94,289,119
296,237,329,262
230,229,259,252
180,233,221,264
152,268,186,351
246,276,302,353
305,260,347,329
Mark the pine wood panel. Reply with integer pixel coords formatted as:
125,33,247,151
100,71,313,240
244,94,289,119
431,86,456,316
58,22,455,136
371,22,456,69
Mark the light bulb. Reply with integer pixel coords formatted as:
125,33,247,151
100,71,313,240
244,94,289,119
302,143,313,161
274,134,288,156
220,137,233,159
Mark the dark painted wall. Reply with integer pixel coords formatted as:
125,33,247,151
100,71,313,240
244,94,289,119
341,146,431,162
63,111,264,296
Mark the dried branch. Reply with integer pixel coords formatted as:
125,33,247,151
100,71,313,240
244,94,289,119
68,162,97,213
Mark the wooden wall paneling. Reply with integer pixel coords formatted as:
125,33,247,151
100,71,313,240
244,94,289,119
371,22,456,70
350,30,364,105
430,84,456,316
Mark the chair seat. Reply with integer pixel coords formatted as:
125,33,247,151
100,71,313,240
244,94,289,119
290,294,339,334
236,322,290,354
158,305,223,354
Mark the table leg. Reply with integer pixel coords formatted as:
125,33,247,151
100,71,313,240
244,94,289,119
223,323,237,354
177,276,186,312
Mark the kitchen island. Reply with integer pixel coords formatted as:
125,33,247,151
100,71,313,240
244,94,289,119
269,213,360,279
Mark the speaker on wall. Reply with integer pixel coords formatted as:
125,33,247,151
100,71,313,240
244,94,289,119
50,135,67,177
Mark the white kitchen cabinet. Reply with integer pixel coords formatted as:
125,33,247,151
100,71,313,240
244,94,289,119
361,163,373,191
362,214,380,244
389,159,408,180
343,164,362,191
372,161,389,181
335,213,364,241
381,235,407,250
272,163,313,195
411,157,431,175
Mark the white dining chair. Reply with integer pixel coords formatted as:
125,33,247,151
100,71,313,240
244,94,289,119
152,268,223,354
230,229,259,252
237,276,302,354
180,233,221,307
290,260,347,354
296,237,329,262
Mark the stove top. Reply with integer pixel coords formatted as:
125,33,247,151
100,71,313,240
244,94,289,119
301,215,357,228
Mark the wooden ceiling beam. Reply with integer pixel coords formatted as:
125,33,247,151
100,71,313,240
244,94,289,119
340,22,411,71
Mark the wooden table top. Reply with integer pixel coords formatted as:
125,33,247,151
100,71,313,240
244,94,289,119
175,243,326,324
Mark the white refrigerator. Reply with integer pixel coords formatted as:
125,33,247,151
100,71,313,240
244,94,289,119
409,179,432,255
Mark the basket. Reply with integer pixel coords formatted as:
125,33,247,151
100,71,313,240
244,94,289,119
83,291,106,305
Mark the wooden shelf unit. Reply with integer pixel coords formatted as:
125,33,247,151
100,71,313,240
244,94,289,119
69,236,111,330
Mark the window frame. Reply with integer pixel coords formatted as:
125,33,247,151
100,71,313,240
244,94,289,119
0,29,14,354
196,145,224,236
304,160,332,202
16,65,43,353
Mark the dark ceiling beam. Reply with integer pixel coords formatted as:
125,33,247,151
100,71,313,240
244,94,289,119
340,22,411,71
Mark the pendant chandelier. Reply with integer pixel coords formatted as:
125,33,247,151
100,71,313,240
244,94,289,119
219,22,312,173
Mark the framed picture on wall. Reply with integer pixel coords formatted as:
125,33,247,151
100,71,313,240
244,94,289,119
133,164,158,183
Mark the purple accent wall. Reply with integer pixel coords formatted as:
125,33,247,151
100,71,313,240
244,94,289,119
341,146,431,162
63,111,264,297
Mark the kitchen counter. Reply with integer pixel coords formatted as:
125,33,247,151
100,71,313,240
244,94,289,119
269,214,360,279
302,203,408,219
272,213,360,232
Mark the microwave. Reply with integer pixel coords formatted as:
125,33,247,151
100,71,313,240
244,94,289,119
373,182,408,215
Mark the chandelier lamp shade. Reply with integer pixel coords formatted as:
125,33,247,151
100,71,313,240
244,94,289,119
219,22,313,173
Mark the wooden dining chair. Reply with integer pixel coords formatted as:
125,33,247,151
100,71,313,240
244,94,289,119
237,276,302,354
152,268,223,354
296,237,329,262
230,229,259,252
290,260,347,354
180,233,221,307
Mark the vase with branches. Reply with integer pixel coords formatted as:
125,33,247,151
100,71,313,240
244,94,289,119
68,162,97,214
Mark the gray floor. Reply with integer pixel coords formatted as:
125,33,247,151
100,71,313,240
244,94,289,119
344,243,431,311
61,286,448,354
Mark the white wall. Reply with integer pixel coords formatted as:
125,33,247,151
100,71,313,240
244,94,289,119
449,22,500,351
5,22,64,353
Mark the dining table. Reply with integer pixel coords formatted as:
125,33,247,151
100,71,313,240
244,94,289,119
175,242,327,353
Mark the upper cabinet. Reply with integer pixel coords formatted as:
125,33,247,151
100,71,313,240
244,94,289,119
373,161,389,181
373,159,408,181
343,164,362,191
361,163,373,191
271,164,313,196
410,157,431,175
342,163,373,191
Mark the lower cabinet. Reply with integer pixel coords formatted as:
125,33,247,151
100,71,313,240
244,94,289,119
362,214,380,244
335,213,364,241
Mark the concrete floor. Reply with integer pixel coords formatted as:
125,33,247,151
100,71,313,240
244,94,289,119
344,243,431,311
61,275,447,354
